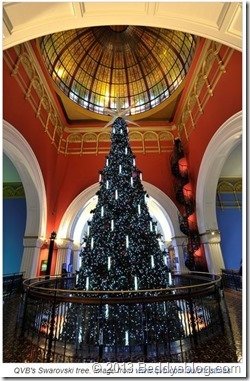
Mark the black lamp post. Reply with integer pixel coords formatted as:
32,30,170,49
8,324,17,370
45,231,57,277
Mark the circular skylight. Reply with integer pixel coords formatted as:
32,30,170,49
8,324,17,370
40,26,196,116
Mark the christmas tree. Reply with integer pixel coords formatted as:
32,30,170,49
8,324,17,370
78,116,167,291
61,116,184,357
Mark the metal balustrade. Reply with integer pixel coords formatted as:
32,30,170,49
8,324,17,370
3,272,24,300
221,269,242,291
14,272,237,363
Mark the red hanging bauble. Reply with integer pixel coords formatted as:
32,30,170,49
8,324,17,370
183,182,193,199
178,157,188,175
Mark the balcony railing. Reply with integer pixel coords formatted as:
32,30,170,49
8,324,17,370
221,269,242,291
3,272,24,300
12,271,237,363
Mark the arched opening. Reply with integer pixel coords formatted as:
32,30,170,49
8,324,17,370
57,181,183,271
3,154,26,274
3,120,47,277
196,111,242,273
216,142,242,269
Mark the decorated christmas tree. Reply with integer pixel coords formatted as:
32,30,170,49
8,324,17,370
61,116,184,356
78,116,167,291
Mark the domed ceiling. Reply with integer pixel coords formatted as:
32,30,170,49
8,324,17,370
40,26,197,118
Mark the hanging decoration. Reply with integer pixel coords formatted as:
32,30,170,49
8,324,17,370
170,138,206,271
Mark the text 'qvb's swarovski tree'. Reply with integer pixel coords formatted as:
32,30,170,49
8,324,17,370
62,116,183,354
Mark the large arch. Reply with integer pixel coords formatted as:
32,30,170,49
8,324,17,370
3,3,242,51
196,111,242,233
196,111,242,273
58,181,181,241
57,181,185,271
71,194,174,248
3,120,47,276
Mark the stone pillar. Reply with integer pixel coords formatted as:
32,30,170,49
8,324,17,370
200,230,225,274
171,235,189,273
55,239,73,275
21,237,44,278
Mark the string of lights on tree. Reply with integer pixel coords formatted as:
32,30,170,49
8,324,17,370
62,115,184,349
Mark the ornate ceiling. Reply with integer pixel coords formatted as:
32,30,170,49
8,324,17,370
40,26,196,118
3,2,241,124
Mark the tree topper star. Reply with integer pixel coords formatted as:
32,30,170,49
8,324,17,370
103,98,139,128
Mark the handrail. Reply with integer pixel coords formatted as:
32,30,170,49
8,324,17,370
26,285,218,303
3,272,24,278
23,272,221,303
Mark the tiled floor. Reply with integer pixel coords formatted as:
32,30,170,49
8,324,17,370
3,290,242,363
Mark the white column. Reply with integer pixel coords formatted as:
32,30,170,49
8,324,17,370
21,237,44,278
200,230,225,274
55,239,73,275
171,235,189,273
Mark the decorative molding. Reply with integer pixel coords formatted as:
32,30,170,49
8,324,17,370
216,199,242,210
3,2,242,51
225,3,242,39
145,2,158,16
3,7,13,36
217,177,242,193
4,45,64,151
176,40,234,142
3,182,25,198
216,3,231,29
72,2,85,18
216,177,242,210
59,129,174,155
23,236,45,248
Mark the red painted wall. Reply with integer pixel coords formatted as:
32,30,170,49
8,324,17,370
186,50,242,191
52,151,175,229
3,60,58,233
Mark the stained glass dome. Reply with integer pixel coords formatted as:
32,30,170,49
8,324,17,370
40,26,196,116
